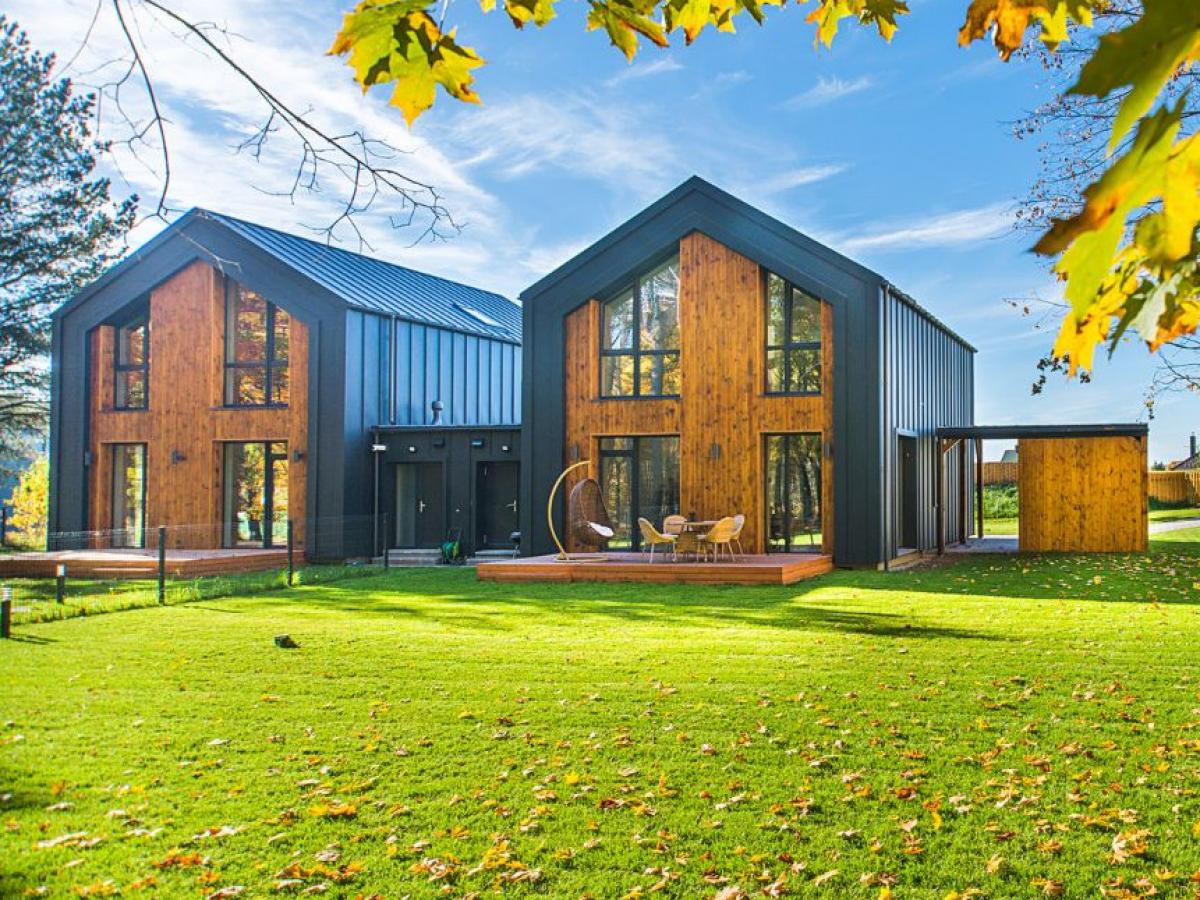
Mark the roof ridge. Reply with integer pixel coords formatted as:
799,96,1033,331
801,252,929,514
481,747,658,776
196,208,517,306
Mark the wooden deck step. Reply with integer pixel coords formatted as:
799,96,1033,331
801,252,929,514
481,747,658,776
477,552,833,586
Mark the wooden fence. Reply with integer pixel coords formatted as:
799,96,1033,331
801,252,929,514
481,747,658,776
980,462,1019,485
1149,470,1200,504
982,463,1198,504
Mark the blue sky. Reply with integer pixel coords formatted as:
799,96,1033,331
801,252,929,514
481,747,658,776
14,0,1192,462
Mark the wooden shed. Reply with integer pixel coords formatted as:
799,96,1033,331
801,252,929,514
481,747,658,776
936,424,1149,554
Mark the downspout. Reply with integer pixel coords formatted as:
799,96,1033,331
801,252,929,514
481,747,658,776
881,284,891,571
388,315,398,425
371,425,381,557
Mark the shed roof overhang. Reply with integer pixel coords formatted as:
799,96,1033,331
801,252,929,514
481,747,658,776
936,423,1148,441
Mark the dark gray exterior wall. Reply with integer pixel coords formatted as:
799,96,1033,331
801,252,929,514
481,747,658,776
880,286,976,562
519,177,889,567
390,319,520,427
340,310,521,555
372,425,521,556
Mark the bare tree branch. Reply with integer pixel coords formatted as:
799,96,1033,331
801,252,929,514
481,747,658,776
82,0,458,246
110,0,170,219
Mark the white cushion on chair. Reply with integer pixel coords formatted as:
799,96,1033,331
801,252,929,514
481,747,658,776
588,522,614,538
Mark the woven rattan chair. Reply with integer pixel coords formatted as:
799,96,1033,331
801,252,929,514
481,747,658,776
662,514,686,536
638,517,677,562
568,478,615,551
730,514,746,558
699,516,738,561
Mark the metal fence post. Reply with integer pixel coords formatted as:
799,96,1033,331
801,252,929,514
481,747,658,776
287,519,295,587
1,585,11,638
0,506,7,547
157,526,167,605
383,513,390,570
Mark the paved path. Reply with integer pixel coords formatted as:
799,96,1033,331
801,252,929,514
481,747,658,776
940,518,1200,557
1150,517,1200,534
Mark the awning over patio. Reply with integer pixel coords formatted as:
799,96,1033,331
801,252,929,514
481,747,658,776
934,422,1149,554
935,423,1147,441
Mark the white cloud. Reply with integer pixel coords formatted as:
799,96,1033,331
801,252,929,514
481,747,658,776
836,203,1014,253
786,75,874,109
604,56,683,87
756,165,849,193
439,92,681,194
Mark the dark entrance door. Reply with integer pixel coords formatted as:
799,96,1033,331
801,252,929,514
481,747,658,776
898,435,919,550
475,461,519,550
394,463,445,548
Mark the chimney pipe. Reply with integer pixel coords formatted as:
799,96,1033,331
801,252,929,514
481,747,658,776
431,399,444,426
1191,433,1197,458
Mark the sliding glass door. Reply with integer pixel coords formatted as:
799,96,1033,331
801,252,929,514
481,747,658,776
222,442,288,548
598,436,680,550
111,444,146,549
764,433,822,553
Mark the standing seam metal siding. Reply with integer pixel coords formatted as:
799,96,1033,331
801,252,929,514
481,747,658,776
342,311,521,434
341,310,522,554
881,286,975,561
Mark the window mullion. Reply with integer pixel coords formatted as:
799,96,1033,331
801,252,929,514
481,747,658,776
632,281,641,398
265,304,275,404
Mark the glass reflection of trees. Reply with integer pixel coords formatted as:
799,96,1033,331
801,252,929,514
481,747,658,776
224,279,290,406
601,258,680,398
766,272,822,395
765,433,822,552
599,436,680,550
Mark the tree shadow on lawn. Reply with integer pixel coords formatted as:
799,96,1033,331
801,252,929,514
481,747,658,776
243,538,1200,627
243,574,1010,642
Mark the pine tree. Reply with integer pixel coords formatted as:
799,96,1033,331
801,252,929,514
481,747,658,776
0,17,136,457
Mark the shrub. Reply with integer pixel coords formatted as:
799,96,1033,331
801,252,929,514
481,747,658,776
7,456,48,549
983,483,1019,519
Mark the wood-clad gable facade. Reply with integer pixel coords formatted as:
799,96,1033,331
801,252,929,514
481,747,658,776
85,261,309,548
50,209,523,561
521,177,976,567
563,233,835,555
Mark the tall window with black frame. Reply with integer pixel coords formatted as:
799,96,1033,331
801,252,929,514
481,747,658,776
223,278,290,407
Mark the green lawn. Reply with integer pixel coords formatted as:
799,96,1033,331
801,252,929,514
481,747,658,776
983,517,1018,535
3,563,378,625
3,543,1200,898
1149,506,1200,523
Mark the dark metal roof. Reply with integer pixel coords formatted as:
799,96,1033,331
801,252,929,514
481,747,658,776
937,423,1148,440
53,208,521,343
202,210,520,342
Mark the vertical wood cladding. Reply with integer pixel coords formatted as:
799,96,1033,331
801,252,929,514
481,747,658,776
87,261,309,547
564,233,833,554
1018,436,1148,553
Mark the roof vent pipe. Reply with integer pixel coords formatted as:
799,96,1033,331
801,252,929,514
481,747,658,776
431,399,444,426
1192,433,1197,458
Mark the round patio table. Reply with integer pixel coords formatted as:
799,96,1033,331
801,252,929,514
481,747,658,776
675,520,718,562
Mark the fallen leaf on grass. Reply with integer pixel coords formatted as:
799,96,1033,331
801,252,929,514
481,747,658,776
152,850,210,869
812,869,839,887
191,825,242,842
309,803,356,819
72,882,118,897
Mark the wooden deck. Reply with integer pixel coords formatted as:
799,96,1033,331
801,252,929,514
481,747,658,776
0,548,290,579
477,552,833,586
